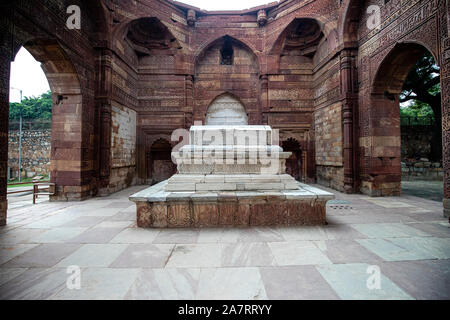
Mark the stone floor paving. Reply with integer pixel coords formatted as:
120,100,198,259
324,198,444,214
0,185,449,300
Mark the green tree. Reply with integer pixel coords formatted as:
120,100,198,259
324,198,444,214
400,52,441,161
9,91,52,121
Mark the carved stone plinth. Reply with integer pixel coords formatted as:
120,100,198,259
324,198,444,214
130,181,333,228
130,125,334,227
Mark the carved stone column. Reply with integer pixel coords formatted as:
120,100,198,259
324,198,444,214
340,49,358,193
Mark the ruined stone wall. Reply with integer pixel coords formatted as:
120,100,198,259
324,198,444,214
8,129,51,179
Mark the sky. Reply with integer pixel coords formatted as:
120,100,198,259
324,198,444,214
9,47,50,103
179,0,275,10
7,1,275,102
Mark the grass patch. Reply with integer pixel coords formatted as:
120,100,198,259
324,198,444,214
7,183,34,189
7,176,49,188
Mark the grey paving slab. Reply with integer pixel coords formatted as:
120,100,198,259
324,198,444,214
268,241,332,266
49,268,140,300
357,237,450,261
323,225,368,240
24,214,81,229
406,222,450,238
108,211,136,221
110,244,174,268
0,268,28,287
66,227,124,244
2,243,82,269
0,244,39,265
260,266,339,300
0,268,68,300
0,228,48,244
221,243,275,267
80,207,124,217
196,268,267,300
153,229,199,244
124,268,201,300
316,263,413,300
197,228,241,243
317,240,383,264
380,260,450,300
238,227,284,242
103,202,134,209
28,227,88,243
92,221,134,229
60,216,106,228
166,244,222,268
56,244,128,268
277,226,329,241
110,228,160,244
351,223,431,238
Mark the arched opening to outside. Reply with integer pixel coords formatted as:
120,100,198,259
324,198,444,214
8,46,52,208
205,93,248,126
368,43,442,200
7,39,85,207
7,39,83,207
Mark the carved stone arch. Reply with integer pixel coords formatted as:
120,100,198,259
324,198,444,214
365,42,441,197
205,93,248,126
371,43,436,96
338,0,361,45
119,17,182,62
194,34,260,71
269,17,326,56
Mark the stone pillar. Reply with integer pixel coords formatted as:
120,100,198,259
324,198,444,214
0,3,13,224
340,49,357,193
260,74,269,124
185,75,194,127
95,49,112,196
0,50,10,226
442,19,450,218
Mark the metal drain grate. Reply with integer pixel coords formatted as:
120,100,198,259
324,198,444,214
328,200,352,210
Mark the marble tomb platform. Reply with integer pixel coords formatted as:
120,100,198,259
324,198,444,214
130,125,334,227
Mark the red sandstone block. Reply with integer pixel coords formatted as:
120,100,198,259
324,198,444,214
250,201,279,226
193,203,219,227
137,202,152,228
151,203,168,228
168,202,193,227
218,203,237,226
235,203,251,226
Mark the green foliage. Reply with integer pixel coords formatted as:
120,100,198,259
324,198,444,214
400,52,440,121
9,91,52,120
400,101,435,119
